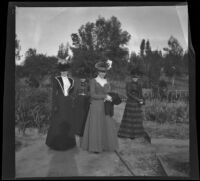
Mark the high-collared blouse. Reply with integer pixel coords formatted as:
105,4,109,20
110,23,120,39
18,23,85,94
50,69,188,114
61,76,71,96
55,76,74,97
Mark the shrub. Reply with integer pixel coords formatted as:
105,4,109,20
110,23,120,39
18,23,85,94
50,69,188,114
15,84,52,135
144,99,189,124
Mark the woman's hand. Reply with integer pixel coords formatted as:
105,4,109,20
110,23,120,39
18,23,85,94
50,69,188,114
139,99,144,105
105,95,112,102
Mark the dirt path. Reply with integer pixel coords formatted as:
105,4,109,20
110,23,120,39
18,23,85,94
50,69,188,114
16,130,131,177
151,138,190,177
15,129,189,178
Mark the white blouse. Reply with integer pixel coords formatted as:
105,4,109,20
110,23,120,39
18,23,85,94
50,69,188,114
95,76,107,87
61,76,71,96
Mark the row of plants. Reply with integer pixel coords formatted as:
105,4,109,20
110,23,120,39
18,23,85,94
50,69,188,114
144,99,189,124
15,79,189,135
15,82,52,135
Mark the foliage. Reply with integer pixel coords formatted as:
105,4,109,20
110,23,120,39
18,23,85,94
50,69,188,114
163,36,184,77
57,43,70,59
25,48,37,59
15,83,52,134
144,99,189,124
71,16,131,79
140,39,146,57
15,34,21,62
128,52,145,75
70,48,103,78
16,52,58,87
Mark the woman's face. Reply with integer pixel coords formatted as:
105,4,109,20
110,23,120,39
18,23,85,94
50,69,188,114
61,71,68,77
132,76,139,82
98,71,106,78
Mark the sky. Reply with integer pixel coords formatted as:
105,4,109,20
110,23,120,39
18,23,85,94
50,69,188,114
16,5,188,64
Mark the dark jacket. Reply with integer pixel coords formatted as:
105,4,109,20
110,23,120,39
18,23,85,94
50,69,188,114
52,75,75,112
104,92,122,116
126,81,145,105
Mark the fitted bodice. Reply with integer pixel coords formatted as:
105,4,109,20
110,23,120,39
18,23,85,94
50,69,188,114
77,79,90,96
94,79,111,95
127,81,143,99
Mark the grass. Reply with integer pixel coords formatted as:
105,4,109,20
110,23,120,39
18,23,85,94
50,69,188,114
143,121,189,140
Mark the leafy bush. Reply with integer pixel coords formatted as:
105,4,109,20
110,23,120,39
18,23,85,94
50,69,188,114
15,83,52,135
144,99,189,124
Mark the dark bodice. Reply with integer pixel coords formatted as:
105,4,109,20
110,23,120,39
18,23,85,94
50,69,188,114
126,81,143,101
54,76,74,97
77,79,90,96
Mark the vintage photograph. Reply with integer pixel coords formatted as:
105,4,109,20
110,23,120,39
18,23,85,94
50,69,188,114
15,4,190,178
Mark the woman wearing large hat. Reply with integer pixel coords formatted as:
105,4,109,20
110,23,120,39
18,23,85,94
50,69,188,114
118,67,151,143
45,57,76,150
80,61,119,153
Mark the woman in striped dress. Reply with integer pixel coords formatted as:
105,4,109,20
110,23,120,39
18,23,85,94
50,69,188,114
118,68,150,143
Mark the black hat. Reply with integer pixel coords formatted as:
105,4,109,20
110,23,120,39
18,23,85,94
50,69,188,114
77,65,90,78
130,67,143,77
95,61,109,72
57,63,71,72
56,57,71,71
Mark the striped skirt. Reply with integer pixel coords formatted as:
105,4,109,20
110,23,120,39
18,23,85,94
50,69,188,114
118,99,145,139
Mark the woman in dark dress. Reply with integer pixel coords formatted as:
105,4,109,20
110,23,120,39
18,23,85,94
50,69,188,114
73,67,90,138
45,60,76,151
118,68,151,143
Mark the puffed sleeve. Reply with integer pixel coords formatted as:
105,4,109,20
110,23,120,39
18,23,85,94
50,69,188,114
126,82,141,102
90,79,107,100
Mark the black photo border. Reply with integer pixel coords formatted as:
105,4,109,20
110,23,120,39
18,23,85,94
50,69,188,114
2,1,199,180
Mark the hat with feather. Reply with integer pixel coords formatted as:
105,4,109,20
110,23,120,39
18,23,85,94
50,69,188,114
56,56,71,72
95,60,112,72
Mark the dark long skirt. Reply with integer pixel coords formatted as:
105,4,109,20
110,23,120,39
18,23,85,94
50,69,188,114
118,99,145,139
46,96,76,151
73,95,90,137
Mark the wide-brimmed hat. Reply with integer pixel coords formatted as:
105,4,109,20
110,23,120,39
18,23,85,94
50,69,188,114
56,57,71,71
95,61,109,72
76,65,90,78
130,67,143,77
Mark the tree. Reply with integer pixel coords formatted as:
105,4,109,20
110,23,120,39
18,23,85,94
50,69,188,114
70,48,102,78
182,50,189,75
128,51,145,75
57,43,70,59
71,16,131,79
163,36,184,87
25,48,37,59
15,35,21,63
140,39,146,58
144,40,152,80
163,36,184,56
148,50,163,84
145,40,152,56
18,50,58,87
